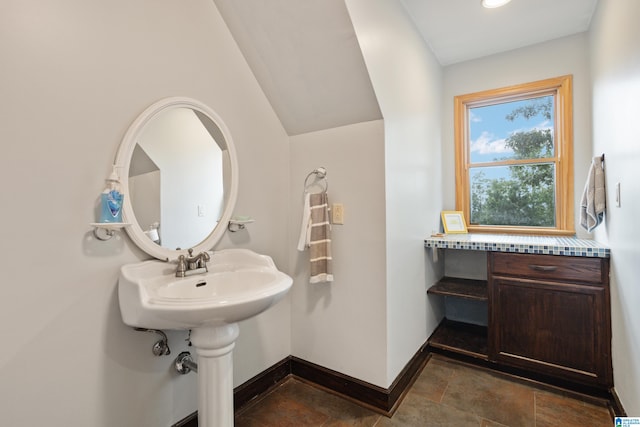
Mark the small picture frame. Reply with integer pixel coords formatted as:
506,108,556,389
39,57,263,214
441,211,468,234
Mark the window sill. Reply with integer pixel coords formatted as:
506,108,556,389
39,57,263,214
466,225,575,237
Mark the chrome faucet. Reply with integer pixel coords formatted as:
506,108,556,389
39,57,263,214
175,249,210,277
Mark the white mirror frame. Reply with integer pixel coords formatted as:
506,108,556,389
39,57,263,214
115,97,239,261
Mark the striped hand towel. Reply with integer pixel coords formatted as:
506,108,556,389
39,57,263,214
308,193,333,283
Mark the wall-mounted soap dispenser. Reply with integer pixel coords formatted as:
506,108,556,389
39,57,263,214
91,165,130,240
100,165,124,222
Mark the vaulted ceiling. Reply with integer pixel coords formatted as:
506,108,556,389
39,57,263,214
213,0,598,136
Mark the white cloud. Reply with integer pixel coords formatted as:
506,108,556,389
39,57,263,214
470,131,512,154
507,120,553,137
469,111,482,123
470,119,554,157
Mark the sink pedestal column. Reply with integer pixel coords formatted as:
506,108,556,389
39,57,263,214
190,324,240,427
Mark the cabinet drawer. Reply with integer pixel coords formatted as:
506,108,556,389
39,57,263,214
490,252,605,284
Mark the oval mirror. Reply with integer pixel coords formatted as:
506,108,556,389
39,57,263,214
115,97,238,261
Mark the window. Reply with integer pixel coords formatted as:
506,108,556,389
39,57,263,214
454,75,574,235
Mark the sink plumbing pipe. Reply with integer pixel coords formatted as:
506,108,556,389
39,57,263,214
133,328,171,356
175,351,198,374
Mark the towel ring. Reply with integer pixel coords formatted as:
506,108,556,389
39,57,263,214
304,167,328,193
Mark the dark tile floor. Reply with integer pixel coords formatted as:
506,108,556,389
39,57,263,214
235,354,614,426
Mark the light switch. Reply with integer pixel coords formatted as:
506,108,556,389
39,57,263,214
332,203,344,225
615,182,621,207
198,205,205,217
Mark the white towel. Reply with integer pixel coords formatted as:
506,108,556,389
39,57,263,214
297,192,311,251
580,156,606,232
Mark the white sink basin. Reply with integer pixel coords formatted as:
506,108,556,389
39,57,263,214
118,248,293,329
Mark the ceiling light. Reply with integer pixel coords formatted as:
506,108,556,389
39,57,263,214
481,0,512,8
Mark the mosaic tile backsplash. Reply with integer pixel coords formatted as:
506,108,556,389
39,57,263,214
424,234,610,258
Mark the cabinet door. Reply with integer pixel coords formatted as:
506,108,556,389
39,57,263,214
489,277,611,386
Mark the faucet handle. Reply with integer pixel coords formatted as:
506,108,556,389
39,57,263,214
175,255,187,277
188,248,194,257
201,252,210,271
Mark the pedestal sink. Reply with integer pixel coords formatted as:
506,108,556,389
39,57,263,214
118,248,292,427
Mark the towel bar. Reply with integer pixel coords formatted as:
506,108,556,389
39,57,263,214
303,167,328,193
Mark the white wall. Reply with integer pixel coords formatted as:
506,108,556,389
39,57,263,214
589,0,640,415
443,33,593,239
0,0,290,425
288,0,445,391
289,120,388,386
345,0,444,386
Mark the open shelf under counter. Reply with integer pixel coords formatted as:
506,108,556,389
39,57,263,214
427,277,489,360
427,319,488,360
427,277,488,301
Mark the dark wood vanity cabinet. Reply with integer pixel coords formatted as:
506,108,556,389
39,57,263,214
488,252,613,388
